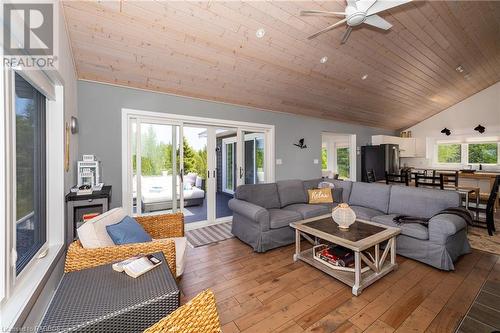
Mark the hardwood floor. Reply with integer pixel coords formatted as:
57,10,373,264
178,238,500,332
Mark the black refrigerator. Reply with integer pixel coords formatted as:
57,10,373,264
361,144,400,182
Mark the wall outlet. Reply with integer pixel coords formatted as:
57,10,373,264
276,158,282,165
313,159,319,164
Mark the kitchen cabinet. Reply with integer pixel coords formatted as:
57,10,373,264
371,135,425,158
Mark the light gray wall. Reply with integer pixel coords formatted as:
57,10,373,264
77,80,395,208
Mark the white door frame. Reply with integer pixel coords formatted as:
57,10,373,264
321,133,357,181
121,108,275,223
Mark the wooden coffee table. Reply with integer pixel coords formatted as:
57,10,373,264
290,214,401,296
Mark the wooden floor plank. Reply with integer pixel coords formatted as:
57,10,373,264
176,239,499,333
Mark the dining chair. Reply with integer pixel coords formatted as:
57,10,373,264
472,175,499,236
440,171,459,189
366,169,376,183
385,171,409,186
415,173,443,189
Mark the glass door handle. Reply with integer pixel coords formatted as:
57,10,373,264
180,169,183,183
213,170,216,178
239,167,244,179
207,170,210,178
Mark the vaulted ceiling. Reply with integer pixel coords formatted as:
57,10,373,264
62,1,500,130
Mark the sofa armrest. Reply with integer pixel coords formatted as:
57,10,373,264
228,199,270,231
428,214,467,244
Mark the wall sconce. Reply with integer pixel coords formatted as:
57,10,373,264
441,128,451,136
474,124,485,134
70,116,79,134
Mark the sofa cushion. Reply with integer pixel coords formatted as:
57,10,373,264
235,183,281,209
283,204,330,219
371,214,429,240
303,178,324,191
173,237,188,277
350,205,385,221
277,180,308,207
106,216,153,245
388,186,460,218
303,178,343,203
77,207,127,248
331,180,352,202
268,209,302,229
349,182,391,213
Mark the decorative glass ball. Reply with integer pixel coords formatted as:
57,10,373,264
332,203,356,230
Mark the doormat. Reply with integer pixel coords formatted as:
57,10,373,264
186,222,234,247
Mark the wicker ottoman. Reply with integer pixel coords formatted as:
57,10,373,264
39,253,179,333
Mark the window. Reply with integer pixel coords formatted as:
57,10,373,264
14,73,47,275
336,147,350,179
437,143,461,164
468,143,498,164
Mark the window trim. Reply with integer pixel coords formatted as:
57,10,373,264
466,142,499,165
1,68,65,330
434,140,500,167
13,73,48,275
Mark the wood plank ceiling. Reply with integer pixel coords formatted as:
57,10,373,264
62,1,500,130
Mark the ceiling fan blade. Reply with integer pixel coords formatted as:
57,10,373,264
307,18,348,40
346,0,358,9
363,14,392,30
356,0,377,12
300,10,346,17
340,26,353,44
366,0,412,16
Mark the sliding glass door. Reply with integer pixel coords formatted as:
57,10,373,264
124,111,274,227
238,130,267,186
130,119,182,216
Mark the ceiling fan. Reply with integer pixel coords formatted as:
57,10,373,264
300,0,412,44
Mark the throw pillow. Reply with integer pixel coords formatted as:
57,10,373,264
77,207,127,248
308,188,334,204
106,216,153,245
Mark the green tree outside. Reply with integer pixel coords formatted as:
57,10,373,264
321,148,328,170
437,144,461,163
337,147,350,179
468,143,497,164
133,132,207,179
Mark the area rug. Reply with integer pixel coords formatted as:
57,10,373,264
468,220,500,256
186,222,234,247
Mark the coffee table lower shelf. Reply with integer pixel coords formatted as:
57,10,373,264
295,248,398,296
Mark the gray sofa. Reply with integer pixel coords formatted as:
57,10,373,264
229,179,471,271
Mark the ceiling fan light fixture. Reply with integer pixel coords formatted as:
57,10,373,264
361,74,368,80
455,65,464,73
256,28,266,38
320,56,328,64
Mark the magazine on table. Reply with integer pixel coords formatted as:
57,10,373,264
112,255,162,278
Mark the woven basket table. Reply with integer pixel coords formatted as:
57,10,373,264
38,253,179,333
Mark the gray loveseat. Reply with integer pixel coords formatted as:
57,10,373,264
229,179,471,271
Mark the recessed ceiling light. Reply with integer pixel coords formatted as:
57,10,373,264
256,28,266,38
361,74,368,80
320,56,328,64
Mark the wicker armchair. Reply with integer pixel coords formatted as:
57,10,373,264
65,213,184,277
143,289,221,333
